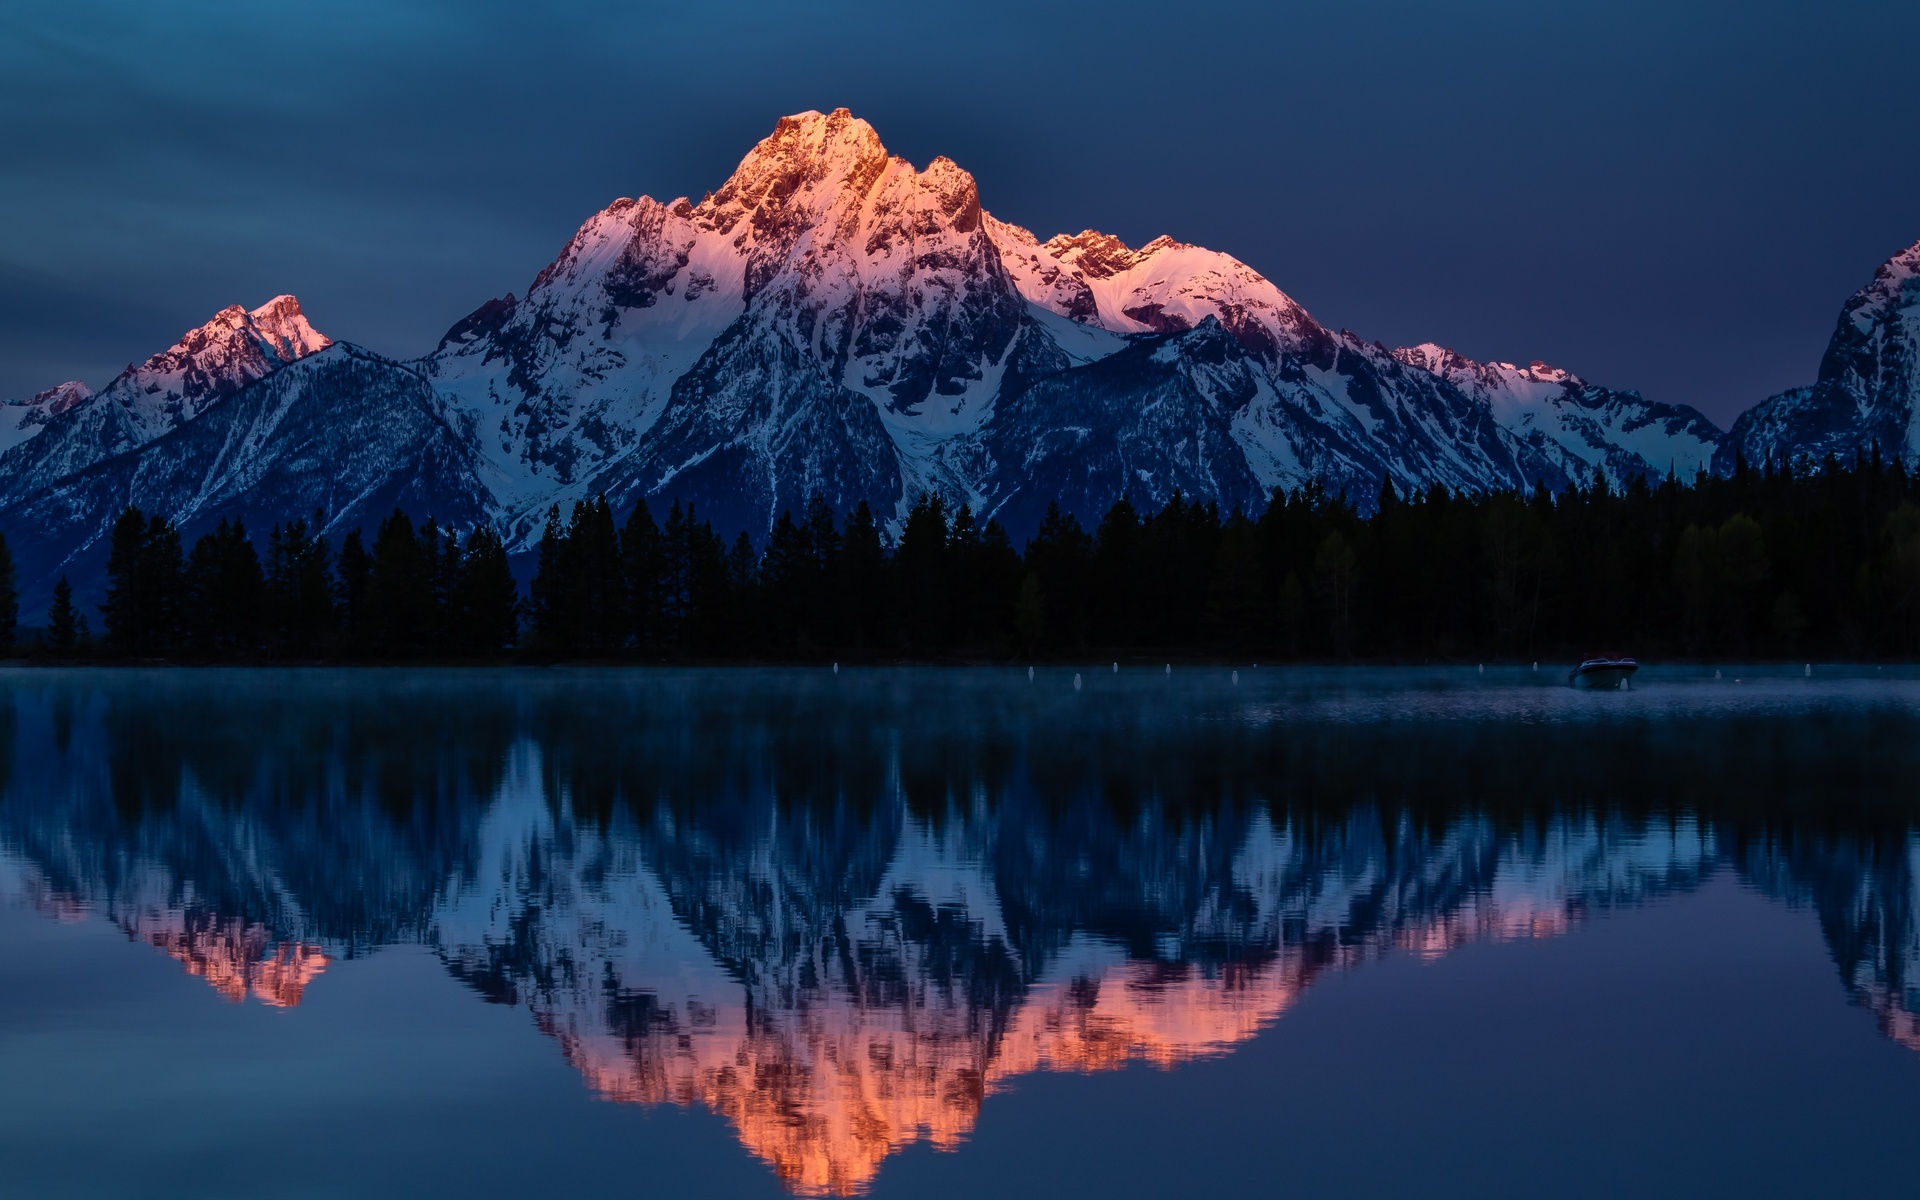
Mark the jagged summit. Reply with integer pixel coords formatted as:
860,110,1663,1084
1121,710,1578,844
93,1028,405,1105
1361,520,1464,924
1394,343,1575,387
101,293,333,432
984,217,1323,365
427,107,1025,540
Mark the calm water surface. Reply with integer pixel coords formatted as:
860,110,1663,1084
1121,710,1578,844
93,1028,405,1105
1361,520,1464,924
2,665,1918,1198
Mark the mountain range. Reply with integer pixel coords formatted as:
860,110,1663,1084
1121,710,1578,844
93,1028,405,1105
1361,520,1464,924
4,108,1915,607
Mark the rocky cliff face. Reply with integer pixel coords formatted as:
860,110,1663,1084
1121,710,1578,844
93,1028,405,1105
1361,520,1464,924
1718,238,1920,472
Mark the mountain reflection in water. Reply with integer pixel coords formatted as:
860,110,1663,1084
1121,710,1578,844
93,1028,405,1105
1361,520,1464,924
1,667,1917,1196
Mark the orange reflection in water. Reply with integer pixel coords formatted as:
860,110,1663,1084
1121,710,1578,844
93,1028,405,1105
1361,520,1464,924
547,923,1546,1197
120,908,329,1008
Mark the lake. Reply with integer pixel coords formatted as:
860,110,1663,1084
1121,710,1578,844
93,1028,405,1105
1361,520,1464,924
2,665,1917,1198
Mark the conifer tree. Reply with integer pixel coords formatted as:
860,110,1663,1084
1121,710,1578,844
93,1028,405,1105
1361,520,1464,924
455,526,519,652
182,519,264,656
264,514,337,657
566,495,626,653
46,576,77,653
335,530,373,651
895,494,950,652
839,501,886,651
101,506,185,656
760,509,811,651
529,505,567,649
621,499,665,653
1025,501,1093,651
365,509,436,656
661,500,694,647
0,533,15,650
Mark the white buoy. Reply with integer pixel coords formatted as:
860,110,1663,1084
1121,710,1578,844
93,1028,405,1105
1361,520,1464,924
1532,662,1538,671
1165,664,1171,676
1028,665,1034,682
1805,663,1812,677
1232,670,1239,685
1715,669,1722,680
1478,663,1484,674
1074,673,1082,691
833,662,839,674
1113,662,1118,673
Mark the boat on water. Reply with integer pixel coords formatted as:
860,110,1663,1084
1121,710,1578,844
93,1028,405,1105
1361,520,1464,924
1569,654,1638,689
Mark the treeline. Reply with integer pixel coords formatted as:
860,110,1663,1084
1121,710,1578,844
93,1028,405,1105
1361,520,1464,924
8,454,1920,662
14,508,516,660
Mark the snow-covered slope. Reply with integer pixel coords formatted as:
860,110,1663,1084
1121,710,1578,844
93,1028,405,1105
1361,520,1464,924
0,296,332,510
1393,343,1723,481
981,216,1573,507
1718,237,1920,472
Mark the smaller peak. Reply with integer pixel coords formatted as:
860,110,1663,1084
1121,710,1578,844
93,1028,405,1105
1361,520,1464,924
1392,342,1456,370
1138,234,1188,255
12,380,92,413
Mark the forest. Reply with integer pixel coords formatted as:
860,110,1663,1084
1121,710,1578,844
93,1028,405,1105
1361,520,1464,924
5,454,1920,663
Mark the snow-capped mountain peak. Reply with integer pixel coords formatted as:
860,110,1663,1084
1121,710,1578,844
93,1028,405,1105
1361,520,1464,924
1719,235,1920,471
428,107,1029,541
103,293,334,436
0,296,335,518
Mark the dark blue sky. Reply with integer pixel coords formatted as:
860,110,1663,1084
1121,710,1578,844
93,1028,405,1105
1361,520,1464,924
3,0,1915,424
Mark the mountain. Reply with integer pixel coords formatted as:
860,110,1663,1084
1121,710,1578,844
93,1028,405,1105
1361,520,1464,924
0,296,332,512
0,344,497,610
4,109,1909,583
1717,238,1920,472
424,109,1578,546
426,110,1033,543
1393,344,1723,482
